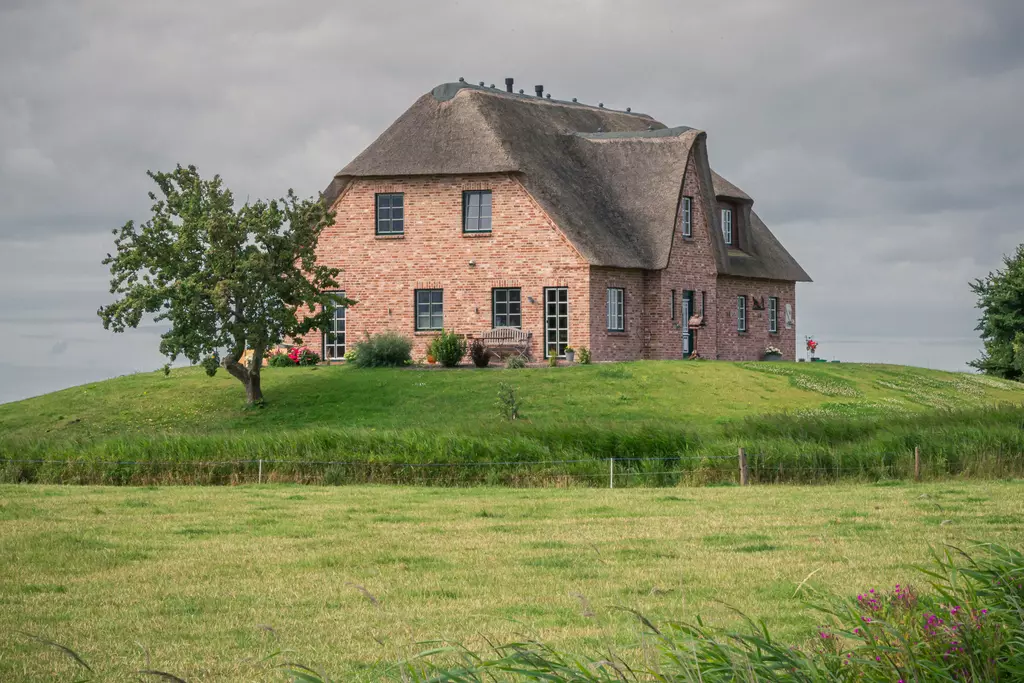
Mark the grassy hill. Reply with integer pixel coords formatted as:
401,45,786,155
1,361,1023,484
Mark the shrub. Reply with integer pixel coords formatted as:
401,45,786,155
351,332,412,368
548,353,558,367
430,329,466,367
161,363,172,376
470,339,491,368
289,346,320,366
505,354,526,369
496,382,521,420
267,352,294,367
577,347,591,364
343,349,358,363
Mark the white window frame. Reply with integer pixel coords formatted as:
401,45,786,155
737,295,747,332
681,197,692,237
768,296,778,334
607,287,625,332
722,208,733,245
323,291,347,360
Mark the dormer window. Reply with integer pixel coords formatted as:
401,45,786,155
463,190,492,233
721,208,733,246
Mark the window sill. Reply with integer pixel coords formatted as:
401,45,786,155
375,234,405,240
606,330,628,336
462,232,493,238
414,330,442,336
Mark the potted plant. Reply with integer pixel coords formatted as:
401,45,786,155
806,337,819,361
763,345,783,361
564,346,575,363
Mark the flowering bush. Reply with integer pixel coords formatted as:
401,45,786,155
764,345,783,357
288,346,320,366
806,338,819,355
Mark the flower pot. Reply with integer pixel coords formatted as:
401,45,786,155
565,350,575,363
763,353,782,361
427,355,436,364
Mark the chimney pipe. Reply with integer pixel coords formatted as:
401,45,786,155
505,77,514,93
535,84,544,98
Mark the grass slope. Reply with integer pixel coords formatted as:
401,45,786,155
1,482,1022,681
1,361,1023,484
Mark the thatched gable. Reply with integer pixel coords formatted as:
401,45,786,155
324,82,810,282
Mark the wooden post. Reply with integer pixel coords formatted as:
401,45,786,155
914,447,921,482
609,458,614,489
739,447,749,486
258,458,263,485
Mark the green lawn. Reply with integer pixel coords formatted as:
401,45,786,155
1,361,1023,484
1,482,1022,681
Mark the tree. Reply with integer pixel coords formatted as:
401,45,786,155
970,244,1024,380
99,165,347,404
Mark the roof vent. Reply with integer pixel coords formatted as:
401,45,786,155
535,85,544,97
519,89,524,94
479,81,485,86
598,102,604,108
505,77,514,93
490,83,495,88
546,93,551,99
572,97,577,102
626,107,631,112
459,77,465,82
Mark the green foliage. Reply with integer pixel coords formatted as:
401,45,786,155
496,382,521,421
267,352,294,368
200,354,219,377
970,243,1024,380
96,164,346,403
351,332,412,368
161,363,171,377
548,353,558,367
505,354,526,370
577,346,591,364
294,348,320,366
470,339,491,368
429,330,466,367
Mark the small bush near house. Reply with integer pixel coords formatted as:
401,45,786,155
351,332,412,368
430,329,467,367
577,346,591,364
548,353,558,367
505,354,526,369
470,339,491,368
267,352,294,367
496,382,521,420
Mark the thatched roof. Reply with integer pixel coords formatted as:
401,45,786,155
325,82,809,282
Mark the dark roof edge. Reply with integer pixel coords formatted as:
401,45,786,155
431,82,655,120
574,125,695,140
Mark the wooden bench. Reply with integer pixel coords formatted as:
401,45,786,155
479,327,532,359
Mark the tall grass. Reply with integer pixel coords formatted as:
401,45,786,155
2,403,1023,485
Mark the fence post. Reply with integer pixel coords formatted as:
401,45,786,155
739,447,749,486
609,457,614,489
258,458,263,485
914,447,921,482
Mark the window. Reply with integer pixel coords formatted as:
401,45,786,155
463,190,492,233
415,289,443,330
323,291,347,360
607,287,625,331
670,289,677,319
682,290,695,356
492,288,521,328
375,193,404,235
722,208,733,245
544,287,569,358
737,295,747,332
768,296,778,334
681,197,692,237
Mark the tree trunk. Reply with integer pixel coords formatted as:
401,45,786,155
224,358,263,405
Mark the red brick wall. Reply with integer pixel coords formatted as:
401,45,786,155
646,150,720,360
715,276,797,360
588,267,645,361
305,173,591,361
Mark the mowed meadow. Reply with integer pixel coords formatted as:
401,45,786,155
1,481,1023,681
2,361,1024,485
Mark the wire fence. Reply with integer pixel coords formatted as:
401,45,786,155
2,447,1013,487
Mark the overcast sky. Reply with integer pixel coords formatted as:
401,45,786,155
1,0,1022,403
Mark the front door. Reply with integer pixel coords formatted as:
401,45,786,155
682,290,695,357
544,287,568,358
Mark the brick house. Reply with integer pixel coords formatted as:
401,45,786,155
305,80,810,362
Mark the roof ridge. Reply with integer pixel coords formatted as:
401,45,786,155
431,82,656,120
574,125,696,140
